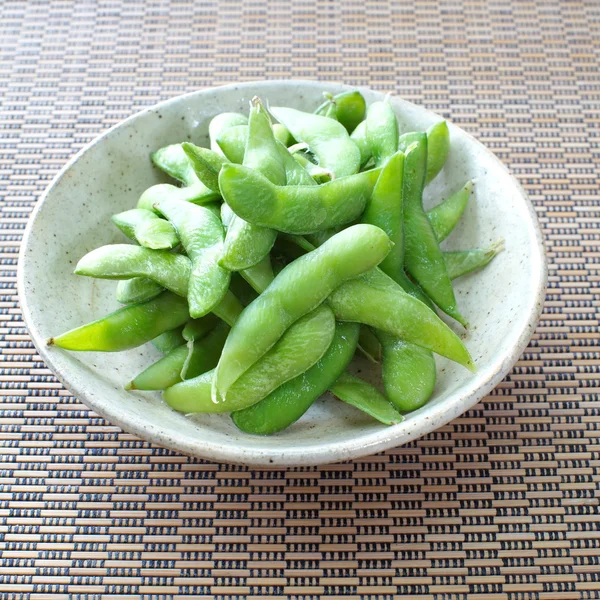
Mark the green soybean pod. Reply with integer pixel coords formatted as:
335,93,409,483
126,344,188,391
75,245,191,297
155,197,230,318
182,144,228,192
209,112,248,155
137,182,220,212
182,314,220,342
151,143,200,187
111,209,179,250
218,164,381,234
153,326,186,355
378,332,437,413
445,240,504,280
165,304,336,413
116,277,164,305
315,91,366,134
328,268,475,371
50,292,190,352
212,224,392,403
402,136,467,326
424,121,450,184
232,322,360,435
275,140,316,187
330,373,403,425
270,106,361,178
350,120,372,167
427,180,473,243
180,321,230,380
366,101,399,167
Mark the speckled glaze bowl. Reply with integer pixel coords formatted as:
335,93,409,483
18,81,546,466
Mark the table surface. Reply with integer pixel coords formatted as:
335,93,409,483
2,0,600,597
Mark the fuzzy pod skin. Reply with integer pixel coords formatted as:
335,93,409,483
365,101,399,167
116,277,164,305
152,326,186,355
330,372,403,425
182,144,228,192
137,182,220,212
50,292,190,352
232,321,360,435
154,198,230,319
151,143,200,186
209,112,248,155
75,244,191,297
401,136,467,326
328,268,475,372
315,91,366,134
444,240,504,280
165,305,336,413
270,106,361,178
427,180,473,243
111,209,179,250
218,164,381,234
275,140,316,187
350,120,372,167
212,224,392,403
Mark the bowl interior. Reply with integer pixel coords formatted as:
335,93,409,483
19,81,545,465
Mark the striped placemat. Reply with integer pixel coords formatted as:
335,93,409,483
1,0,599,597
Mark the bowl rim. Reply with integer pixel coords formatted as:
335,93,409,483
18,80,548,466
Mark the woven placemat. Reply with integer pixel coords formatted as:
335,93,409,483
2,0,599,597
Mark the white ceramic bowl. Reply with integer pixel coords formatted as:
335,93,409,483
18,81,546,466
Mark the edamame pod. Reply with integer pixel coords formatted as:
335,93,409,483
182,314,220,342
378,333,437,413
75,244,191,297
275,140,316,186
111,209,179,250
116,277,164,305
153,326,185,355
270,107,361,177
151,143,200,187
315,91,366,134
166,305,336,412
181,321,230,380
330,372,403,425
358,327,382,363
239,255,274,294
209,112,248,155
218,164,381,234
366,101,399,167
292,152,334,183
233,322,360,435
216,125,247,163
50,292,189,352
350,120,372,167
445,240,504,280
155,198,230,318
328,268,475,371
137,182,220,212
402,137,467,326
398,121,451,185
212,224,392,402
182,144,228,192
126,344,188,391
427,180,473,243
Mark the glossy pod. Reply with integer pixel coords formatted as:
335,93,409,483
427,180,473,243
232,322,360,435
270,106,361,178
137,182,220,212
212,224,392,403
111,209,179,250
166,305,336,413
116,277,163,305
50,292,190,352
315,91,366,134
218,164,381,234
209,112,248,155
151,143,200,186
75,244,191,297
366,101,399,167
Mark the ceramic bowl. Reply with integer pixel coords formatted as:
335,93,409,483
18,81,546,466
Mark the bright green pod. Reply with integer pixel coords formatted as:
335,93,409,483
445,240,504,280
357,327,382,363
270,106,361,177
233,322,360,435
350,120,372,167
215,125,247,163
50,292,190,352
111,209,179,250
424,121,450,184
151,143,200,187
209,112,248,155
165,305,336,413
328,268,475,371
182,143,228,192
155,198,230,318
75,244,191,297
378,333,437,413
126,344,188,391
366,101,399,167
427,180,473,243
137,182,220,212
218,164,380,234
275,141,316,186
212,224,392,403
402,136,467,326
330,372,403,425
181,321,230,380
315,91,366,134
116,277,164,305
292,152,334,183
152,326,185,355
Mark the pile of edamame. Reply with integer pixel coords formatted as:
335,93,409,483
51,91,503,435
